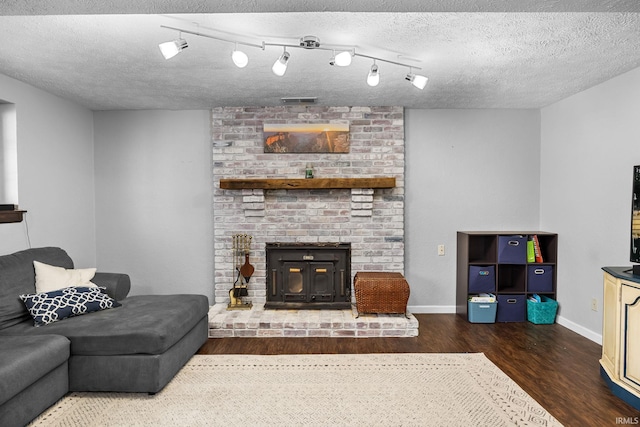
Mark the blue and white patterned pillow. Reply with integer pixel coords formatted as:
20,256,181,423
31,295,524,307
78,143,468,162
20,286,121,327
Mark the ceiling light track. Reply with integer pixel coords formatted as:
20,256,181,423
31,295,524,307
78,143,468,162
160,25,264,50
159,25,427,89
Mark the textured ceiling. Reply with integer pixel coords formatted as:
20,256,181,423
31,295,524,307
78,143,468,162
1,1,640,110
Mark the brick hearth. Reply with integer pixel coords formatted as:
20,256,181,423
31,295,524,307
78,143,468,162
208,304,418,338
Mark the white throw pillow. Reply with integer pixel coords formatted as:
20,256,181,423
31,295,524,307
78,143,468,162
33,260,98,293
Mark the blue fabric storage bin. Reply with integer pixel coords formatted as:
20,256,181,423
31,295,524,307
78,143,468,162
498,235,527,264
496,294,526,322
527,265,554,293
468,265,495,293
468,301,497,323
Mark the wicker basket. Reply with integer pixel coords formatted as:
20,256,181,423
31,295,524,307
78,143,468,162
354,272,410,315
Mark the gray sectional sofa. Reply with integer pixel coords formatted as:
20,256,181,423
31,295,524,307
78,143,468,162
0,247,209,427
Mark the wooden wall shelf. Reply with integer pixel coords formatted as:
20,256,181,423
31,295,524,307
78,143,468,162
220,177,396,190
0,210,26,224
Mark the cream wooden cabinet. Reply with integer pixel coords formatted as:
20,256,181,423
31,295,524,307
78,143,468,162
601,267,640,410
601,272,620,377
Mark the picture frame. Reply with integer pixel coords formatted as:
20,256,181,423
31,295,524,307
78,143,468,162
263,123,350,153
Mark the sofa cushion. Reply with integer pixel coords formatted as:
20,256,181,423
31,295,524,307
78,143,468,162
0,335,70,406
34,260,97,293
0,247,74,330
20,286,121,326
8,294,209,356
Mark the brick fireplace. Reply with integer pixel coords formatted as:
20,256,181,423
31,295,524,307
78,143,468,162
211,106,405,307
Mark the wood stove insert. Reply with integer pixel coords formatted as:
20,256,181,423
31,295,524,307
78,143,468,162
265,242,351,309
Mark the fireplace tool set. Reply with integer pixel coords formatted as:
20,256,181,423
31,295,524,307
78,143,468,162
228,234,254,310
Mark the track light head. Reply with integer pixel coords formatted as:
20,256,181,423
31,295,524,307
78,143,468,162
272,50,290,76
159,38,188,60
232,49,249,68
367,63,380,87
332,51,352,67
406,73,428,90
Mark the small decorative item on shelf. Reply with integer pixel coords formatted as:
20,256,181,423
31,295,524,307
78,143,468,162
305,163,314,179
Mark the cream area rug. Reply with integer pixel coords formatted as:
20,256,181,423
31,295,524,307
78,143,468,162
30,353,562,427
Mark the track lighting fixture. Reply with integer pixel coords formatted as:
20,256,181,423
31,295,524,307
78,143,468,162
158,36,188,60
406,72,428,90
272,49,290,77
367,63,380,87
232,44,249,68
158,25,428,89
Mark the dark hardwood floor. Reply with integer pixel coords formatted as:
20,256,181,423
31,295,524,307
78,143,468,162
198,313,639,426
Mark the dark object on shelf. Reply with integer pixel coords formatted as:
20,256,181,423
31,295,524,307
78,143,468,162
0,204,17,211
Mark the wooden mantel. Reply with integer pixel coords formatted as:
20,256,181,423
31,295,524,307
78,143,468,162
219,177,396,190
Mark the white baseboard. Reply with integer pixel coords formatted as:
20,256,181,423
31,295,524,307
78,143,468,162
556,315,602,345
408,305,456,314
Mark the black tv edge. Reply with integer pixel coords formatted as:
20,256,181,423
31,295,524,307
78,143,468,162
631,165,640,276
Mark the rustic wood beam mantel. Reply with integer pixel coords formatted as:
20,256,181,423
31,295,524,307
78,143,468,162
0,210,26,224
219,177,396,190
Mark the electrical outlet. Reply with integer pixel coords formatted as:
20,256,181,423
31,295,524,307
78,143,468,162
438,245,445,256
591,298,598,312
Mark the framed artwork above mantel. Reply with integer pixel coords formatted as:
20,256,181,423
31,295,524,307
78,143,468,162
263,123,349,153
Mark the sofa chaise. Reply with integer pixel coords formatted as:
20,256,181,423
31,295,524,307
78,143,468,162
0,247,209,427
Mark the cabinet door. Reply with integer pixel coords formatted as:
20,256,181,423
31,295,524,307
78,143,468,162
602,273,621,376
620,282,640,391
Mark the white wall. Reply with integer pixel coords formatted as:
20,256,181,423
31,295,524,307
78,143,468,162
0,74,96,267
540,66,640,342
93,110,214,301
405,109,542,311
